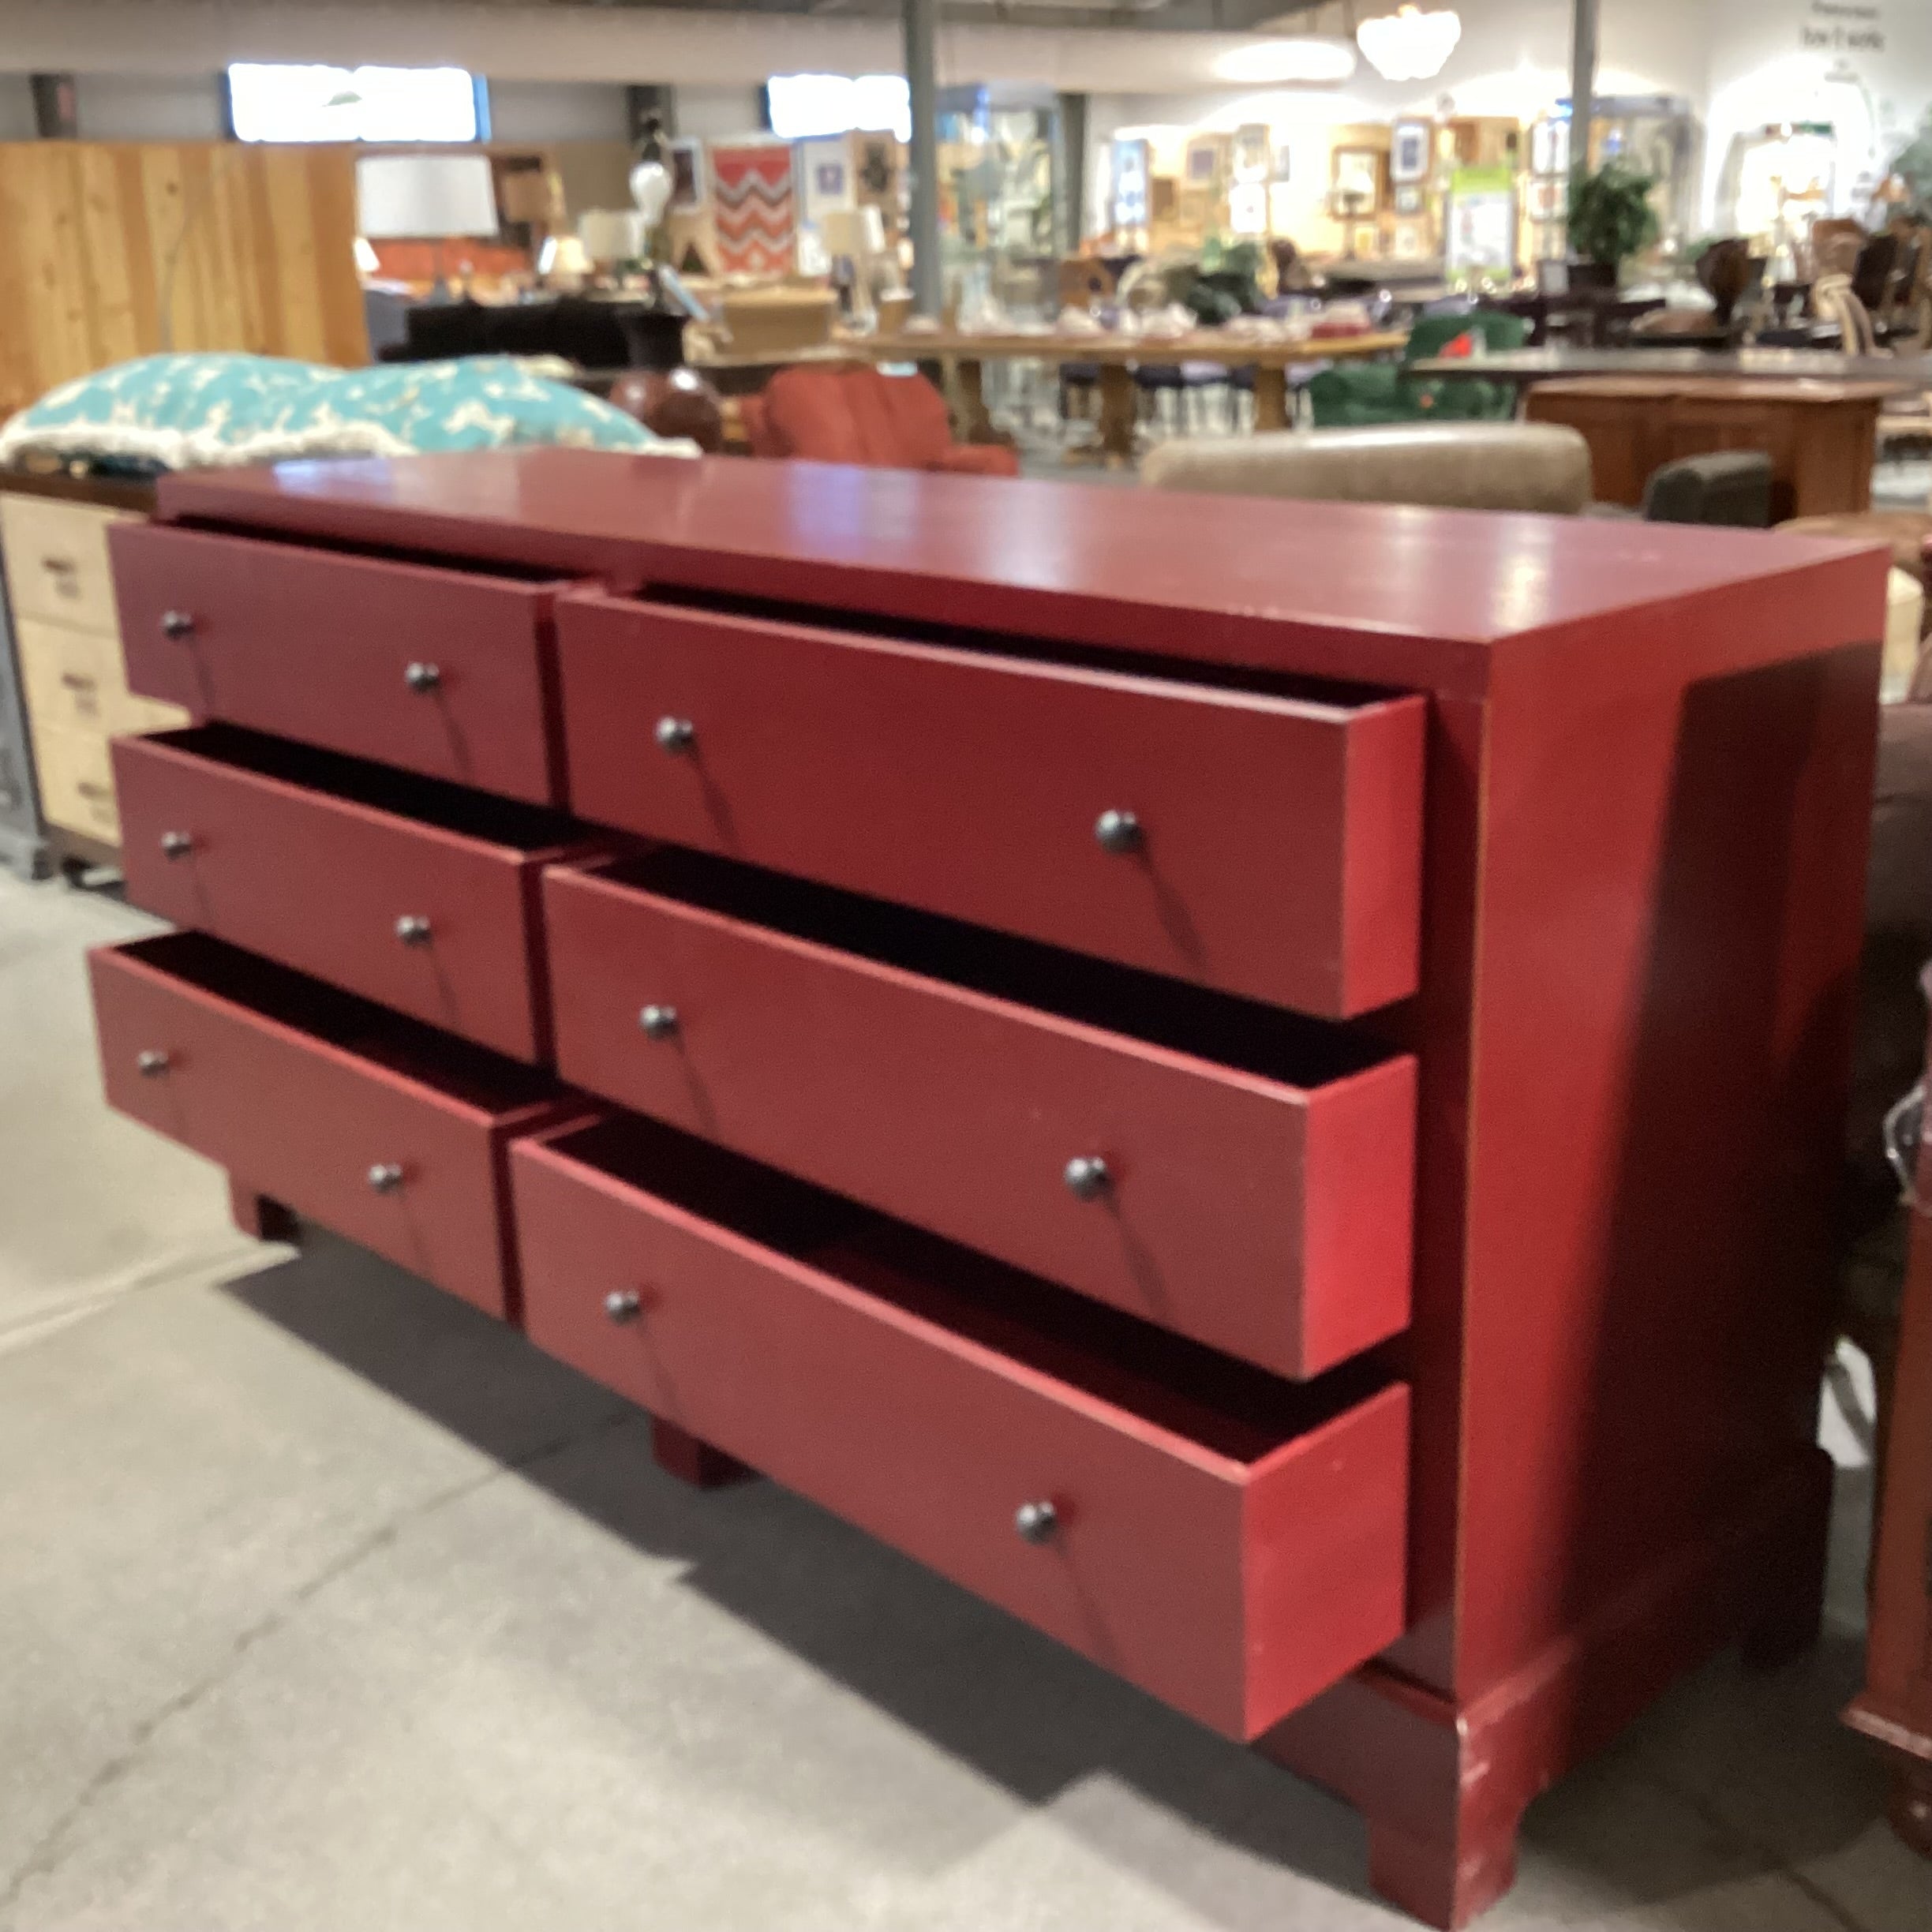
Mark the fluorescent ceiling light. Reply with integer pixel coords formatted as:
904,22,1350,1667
1356,7,1463,84
229,63,479,143
767,73,912,143
1212,39,1359,86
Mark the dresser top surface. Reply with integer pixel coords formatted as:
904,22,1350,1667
159,449,1885,697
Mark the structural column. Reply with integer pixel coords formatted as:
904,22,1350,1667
1569,0,1599,173
902,0,942,316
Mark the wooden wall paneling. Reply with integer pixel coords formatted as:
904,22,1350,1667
0,141,368,420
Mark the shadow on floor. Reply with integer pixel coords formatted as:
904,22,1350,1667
225,1228,1901,1930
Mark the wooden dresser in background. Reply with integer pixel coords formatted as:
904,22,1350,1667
0,473,184,872
1848,980,1932,1855
1526,375,1892,519
87,451,1889,1926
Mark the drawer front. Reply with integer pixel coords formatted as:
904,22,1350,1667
14,614,111,735
111,522,564,804
556,596,1426,1018
545,863,1417,1377
31,719,120,843
114,734,560,1061
1,496,132,631
91,943,529,1316
14,616,189,741
511,1127,1411,1739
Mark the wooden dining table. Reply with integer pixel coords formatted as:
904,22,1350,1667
691,328,1408,466
1407,343,1932,395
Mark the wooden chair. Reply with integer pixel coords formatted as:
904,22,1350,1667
1814,272,1880,354
1809,216,1868,281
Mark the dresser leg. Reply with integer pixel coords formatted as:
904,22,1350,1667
650,1417,754,1490
1259,1662,1525,1928
1365,1814,1519,1930
228,1178,298,1245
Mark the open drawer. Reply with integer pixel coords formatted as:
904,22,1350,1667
116,724,597,1061
91,933,574,1318
110,522,574,803
511,1114,1410,1740
544,848,1417,1377
554,592,1426,1018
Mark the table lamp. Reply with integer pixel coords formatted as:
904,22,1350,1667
356,153,500,302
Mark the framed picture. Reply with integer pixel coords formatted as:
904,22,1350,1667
1528,177,1563,223
1185,133,1230,187
1111,137,1149,229
1228,182,1268,236
1391,121,1430,184
1393,220,1428,261
1331,146,1382,215
1394,182,1425,216
1531,117,1571,179
799,137,854,225
857,137,896,199
1233,122,1270,183
669,137,703,213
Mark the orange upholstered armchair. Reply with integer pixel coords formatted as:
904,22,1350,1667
739,365,1019,477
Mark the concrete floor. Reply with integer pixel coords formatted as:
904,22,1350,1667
2,867,1929,1932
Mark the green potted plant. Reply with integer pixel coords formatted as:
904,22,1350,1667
1566,161,1661,289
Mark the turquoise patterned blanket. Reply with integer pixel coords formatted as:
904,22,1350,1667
0,353,690,471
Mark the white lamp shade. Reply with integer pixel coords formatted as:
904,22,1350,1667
356,154,500,240
578,207,649,263
352,236,380,274
820,206,886,260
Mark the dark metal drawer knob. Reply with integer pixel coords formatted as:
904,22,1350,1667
404,661,441,694
159,829,194,859
136,1049,171,1077
655,716,696,753
638,1003,680,1039
367,1163,405,1194
395,915,432,946
1063,1155,1110,1200
160,608,196,641
604,1289,643,1324
1094,809,1142,854
1015,1500,1058,1544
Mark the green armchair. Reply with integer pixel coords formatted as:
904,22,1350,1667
1309,311,1528,429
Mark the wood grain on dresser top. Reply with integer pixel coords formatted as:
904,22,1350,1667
155,450,1885,700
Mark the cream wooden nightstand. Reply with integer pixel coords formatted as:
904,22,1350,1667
0,477,187,871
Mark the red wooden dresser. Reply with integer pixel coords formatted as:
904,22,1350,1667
92,451,1888,1925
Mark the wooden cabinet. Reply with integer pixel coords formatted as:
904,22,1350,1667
1846,989,1932,1855
0,479,188,863
1526,376,1892,519
91,447,1891,1926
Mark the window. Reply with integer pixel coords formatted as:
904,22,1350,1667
766,73,911,144
227,64,487,144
